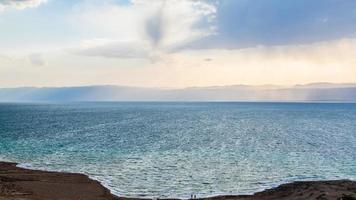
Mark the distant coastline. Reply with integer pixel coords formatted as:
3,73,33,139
1,161,355,200
1,82,356,102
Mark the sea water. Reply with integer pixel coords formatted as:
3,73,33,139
0,102,355,198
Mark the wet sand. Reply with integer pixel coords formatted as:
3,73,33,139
1,161,355,200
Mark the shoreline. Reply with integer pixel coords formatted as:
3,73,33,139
1,161,355,200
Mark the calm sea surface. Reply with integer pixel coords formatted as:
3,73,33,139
0,102,355,198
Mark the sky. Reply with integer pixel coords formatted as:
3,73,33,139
0,0,356,88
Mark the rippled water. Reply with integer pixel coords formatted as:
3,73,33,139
0,102,355,198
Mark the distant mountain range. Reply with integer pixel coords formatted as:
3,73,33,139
1,82,356,102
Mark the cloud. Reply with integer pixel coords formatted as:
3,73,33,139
71,0,216,59
140,0,217,50
0,0,46,11
28,53,45,66
0,54,12,61
70,40,152,59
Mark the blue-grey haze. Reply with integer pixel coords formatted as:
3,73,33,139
1,83,356,102
0,102,355,198
199,0,356,48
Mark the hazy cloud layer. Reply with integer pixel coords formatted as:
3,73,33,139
162,38,356,86
2,38,356,88
0,0,46,11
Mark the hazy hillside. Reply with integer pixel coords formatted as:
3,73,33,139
1,83,356,102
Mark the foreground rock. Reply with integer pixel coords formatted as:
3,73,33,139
0,162,119,200
1,162,355,200
205,180,356,200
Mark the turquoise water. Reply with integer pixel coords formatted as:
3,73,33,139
0,102,355,198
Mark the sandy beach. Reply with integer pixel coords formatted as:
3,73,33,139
1,161,355,200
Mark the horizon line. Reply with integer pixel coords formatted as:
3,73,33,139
1,81,356,90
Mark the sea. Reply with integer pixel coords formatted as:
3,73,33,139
0,102,355,198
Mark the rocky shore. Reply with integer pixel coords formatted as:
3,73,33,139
1,162,355,200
